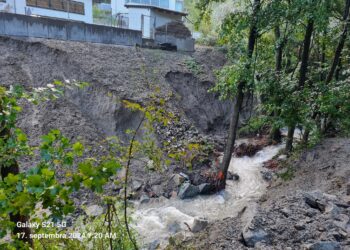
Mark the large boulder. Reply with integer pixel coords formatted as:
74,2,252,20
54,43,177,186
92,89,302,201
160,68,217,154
309,241,341,250
198,183,215,195
178,182,199,199
191,217,209,233
242,226,270,247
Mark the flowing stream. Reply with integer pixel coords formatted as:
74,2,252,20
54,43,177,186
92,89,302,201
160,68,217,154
132,142,285,248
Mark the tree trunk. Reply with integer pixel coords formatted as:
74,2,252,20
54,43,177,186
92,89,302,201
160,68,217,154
269,26,283,143
219,0,260,189
285,19,314,153
325,0,350,84
320,0,350,134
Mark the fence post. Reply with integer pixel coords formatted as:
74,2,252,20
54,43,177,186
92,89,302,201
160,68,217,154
141,14,144,37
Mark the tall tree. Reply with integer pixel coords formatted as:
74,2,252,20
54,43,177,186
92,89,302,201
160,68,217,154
326,0,350,84
285,18,314,152
269,26,284,143
218,0,261,188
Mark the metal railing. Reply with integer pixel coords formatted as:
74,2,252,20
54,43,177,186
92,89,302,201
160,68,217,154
116,13,129,29
26,0,85,15
126,0,169,9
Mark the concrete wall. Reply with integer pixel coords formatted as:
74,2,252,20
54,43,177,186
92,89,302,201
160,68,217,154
1,0,93,23
112,0,129,15
0,12,142,46
150,9,182,28
155,33,194,52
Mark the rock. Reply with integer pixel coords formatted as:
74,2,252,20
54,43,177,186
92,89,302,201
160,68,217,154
191,217,209,233
170,191,177,199
132,180,143,191
227,171,239,181
346,183,350,196
330,229,347,241
179,172,190,181
198,183,215,195
261,171,273,181
171,174,184,186
309,241,341,250
304,191,328,212
178,182,199,199
278,154,287,160
280,207,291,218
151,185,163,197
147,240,160,250
84,205,104,217
242,226,270,247
294,222,306,230
140,194,150,204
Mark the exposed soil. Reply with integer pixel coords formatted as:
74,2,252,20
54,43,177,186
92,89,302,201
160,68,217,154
0,36,239,205
179,138,350,249
2,36,349,250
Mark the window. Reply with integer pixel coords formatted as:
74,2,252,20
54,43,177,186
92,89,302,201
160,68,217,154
175,0,183,11
26,0,85,15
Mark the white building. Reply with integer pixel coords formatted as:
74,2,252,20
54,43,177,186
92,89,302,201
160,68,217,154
0,0,93,23
111,0,186,38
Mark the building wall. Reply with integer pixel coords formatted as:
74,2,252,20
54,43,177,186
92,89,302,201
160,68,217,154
154,33,194,52
112,0,183,15
127,7,150,33
150,9,181,28
0,12,142,45
111,0,128,16
0,0,93,23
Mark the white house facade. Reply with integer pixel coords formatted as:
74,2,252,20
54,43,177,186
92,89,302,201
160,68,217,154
0,0,93,23
111,0,186,38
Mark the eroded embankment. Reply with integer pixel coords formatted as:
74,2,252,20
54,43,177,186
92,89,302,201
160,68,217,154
0,36,241,205
181,138,350,250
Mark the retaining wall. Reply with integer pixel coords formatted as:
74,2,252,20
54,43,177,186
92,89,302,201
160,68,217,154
0,12,142,46
155,33,195,52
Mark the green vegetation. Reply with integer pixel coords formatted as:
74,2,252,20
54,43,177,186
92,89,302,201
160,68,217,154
0,82,174,249
194,0,350,186
184,58,203,76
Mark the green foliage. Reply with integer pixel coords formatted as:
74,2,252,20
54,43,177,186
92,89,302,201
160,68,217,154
0,80,176,249
277,166,295,181
184,58,203,76
238,116,268,136
201,0,350,148
168,141,213,169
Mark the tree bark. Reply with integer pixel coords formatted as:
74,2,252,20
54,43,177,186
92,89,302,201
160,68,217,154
285,19,314,152
320,0,350,134
325,0,350,84
219,0,260,189
269,26,283,143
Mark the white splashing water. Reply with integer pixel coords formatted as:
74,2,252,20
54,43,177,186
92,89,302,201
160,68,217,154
132,143,284,248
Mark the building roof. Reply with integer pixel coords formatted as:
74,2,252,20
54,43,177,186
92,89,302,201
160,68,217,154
125,3,187,16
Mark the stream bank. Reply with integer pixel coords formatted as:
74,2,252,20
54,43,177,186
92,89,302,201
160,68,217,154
179,138,350,250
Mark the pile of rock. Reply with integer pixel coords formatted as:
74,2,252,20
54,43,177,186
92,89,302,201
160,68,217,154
241,190,350,249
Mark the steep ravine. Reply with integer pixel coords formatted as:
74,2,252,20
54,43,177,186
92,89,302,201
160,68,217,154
1,36,349,250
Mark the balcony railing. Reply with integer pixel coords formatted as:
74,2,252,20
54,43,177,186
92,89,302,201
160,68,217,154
125,0,169,10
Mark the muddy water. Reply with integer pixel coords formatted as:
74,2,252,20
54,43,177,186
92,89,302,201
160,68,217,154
133,143,284,248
